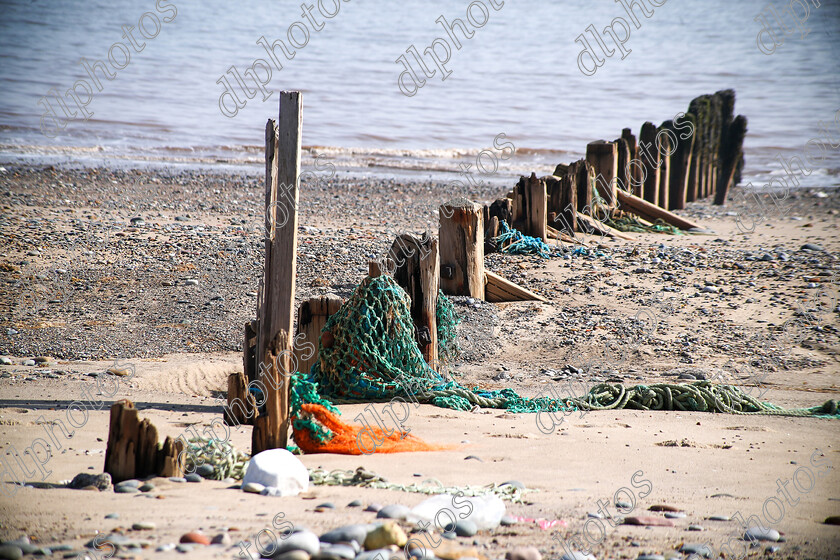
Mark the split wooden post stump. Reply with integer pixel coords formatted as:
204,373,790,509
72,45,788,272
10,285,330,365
586,140,618,207
251,91,302,455
439,199,485,300
639,122,660,205
715,114,747,206
389,233,440,368
656,122,672,210
104,400,185,483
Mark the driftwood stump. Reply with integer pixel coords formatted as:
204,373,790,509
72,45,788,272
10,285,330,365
639,122,660,205
295,295,344,377
586,141,618,207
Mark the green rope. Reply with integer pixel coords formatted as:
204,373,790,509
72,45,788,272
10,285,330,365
605,215,684,235
493,220,551,258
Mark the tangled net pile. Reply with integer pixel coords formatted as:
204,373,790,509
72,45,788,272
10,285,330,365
288,274,838,455
493,220,552,257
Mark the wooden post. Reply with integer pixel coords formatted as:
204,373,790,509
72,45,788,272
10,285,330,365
225,369,255,426
639,122,660,205
621,128,641,195
656,122,671,210
105,400,184,483
667,116,695,211
253,91,301,455
295,295,344,377
546,172,577,234
714,114,747,206
389,234,440,368
687,95,710,200
577,160,594,214
614,136,632,195
439,199,485,300
586,141,618,207
525,172,547,241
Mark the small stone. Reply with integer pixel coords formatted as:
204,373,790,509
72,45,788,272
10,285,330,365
274,530,320,555
105,513,119,519
454,520,477,537
132,522,156,530
347,500,362,507
648,505,681,512
315,502,335,510
320,524,370,545
242,482,265,494
318,543,355,559
506,547,542,560
168,477,187,483
680,543,712,558
364,503,382,513
179,531,210,545
68,473,111,491
688,525,704,531
364,522,408,549
623,516,675,527
664,512,686,519
559,553,596,560
114,485,139,494
701,286,719,293
825,515,840,525
801,243,823,251
615,500,633,509
117,479,140,488
499,480,526,490
708,515,730,521
196,464,214,478
175,544,195,553
376,504,410,520
107,367,132,377
500,515,517,526
185,473,202,483
184,279,199,286
155,544,176,552
0,357,12,365
0,545,22,560
23,360,35,366
210,533,231,546
274,551,310,560
744,527,780,542
635,555,664,560
139,482,154,492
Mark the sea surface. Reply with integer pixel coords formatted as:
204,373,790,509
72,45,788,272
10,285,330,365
1,0,839,187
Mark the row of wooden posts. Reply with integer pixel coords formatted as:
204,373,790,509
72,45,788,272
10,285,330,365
103,90,750,478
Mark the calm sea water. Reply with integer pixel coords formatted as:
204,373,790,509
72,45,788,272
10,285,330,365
1,0,839,187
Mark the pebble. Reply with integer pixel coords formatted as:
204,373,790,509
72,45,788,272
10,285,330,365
615,500,633,509
376,504,410,520
701,286,719,293
0,545,22,560
708,515,730,521
22,360,35,366
364,522,407,549
196,464,215,478
274,551,310,560
559,552,596,560
242,482,265,493
663,512,686,519
210,533,231,546
356,551,397,560
824,515,840,525
320,524,370,545
184,473,202,483
176,544,195,553
114,485,140,494
364,503,382,513
454,520,477,537
347,500,362,507
318,543,356,559
274,530,320,555
316,502,336,510
68,473,111,490
179,532,210,545
623,516,675,527
132,522,156,530
0,357,11,365
500,515,517,526
155,544,176,552
688,525,704,531
505,547,542,560
744,527,780,542
118,479,141,488
105,513,119,519
680,543,712,557
801,243,823,251
168,476,187,483
635,555,664,560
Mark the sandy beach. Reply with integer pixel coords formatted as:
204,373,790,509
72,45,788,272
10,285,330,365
1,164,838,559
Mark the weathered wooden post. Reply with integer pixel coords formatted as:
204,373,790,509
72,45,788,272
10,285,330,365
639,122,660,205
668,115,695,210
295,295,344,377
439,199,485,300
389,233,440,368
656,122,671,210
714,115,747,205
105,401,184,483
621,128,642,195
586,140,618,207
614,136,632,195
525,172,547,241
252,91,302,454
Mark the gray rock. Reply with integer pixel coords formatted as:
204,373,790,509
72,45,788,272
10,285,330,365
0,357,12,365
635,556,664,560
744,527,780,542
356,551,397,560
176,543,195,553
316,502,336,510
274,531,320,555
168,477,187,483
688,525,704,531
454,520,477,537
117,479,141,488
500,515,517,526
105,513,119,519
261,486,286,497
347,500,362,507
185,473,202,483
273,551,309,560
114,485,139,494
196,464,215,478
319,524,370,545
505,547,542,560
242,482,265,494
316,543,355,559
139,482,155,492
68,473,111,491
22,360,35,366
615,500,632,509
708,515,729,521
559,553,596,560
376,504,410,520
155,544,176,552
364,503,382,513
211,533,231,546
664,512,686,518
801,243,823,252
132,522,156,530
679,543,713,557
0,545,22,560
701,286,719,293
